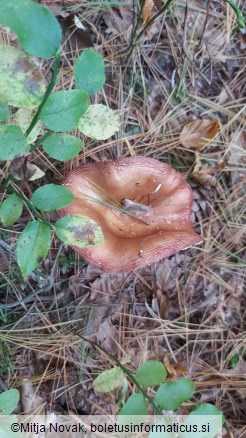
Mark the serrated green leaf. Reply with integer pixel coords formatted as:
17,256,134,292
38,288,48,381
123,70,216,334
155,378,195,410
180,404,224,438
0,0,62,58
0,103,9,122
135,361,167,387
40,90,89,132
14,108,42,144
74,48,106,95
0,416,20,438
55,215,104,247
78,104,120,140
0,45,46,109
0,194,23,227
0,389,20,415
17,221,51,276
31,184,74,211
43,134,83,161
92,366,124,393
0,125,29,161
149,419,176,438
189,403,224,417
119,393,148,416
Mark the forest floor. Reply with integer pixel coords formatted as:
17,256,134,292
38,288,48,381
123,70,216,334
0,1,245,437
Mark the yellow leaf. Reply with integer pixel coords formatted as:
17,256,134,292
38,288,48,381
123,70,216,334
142,0,154,25
179,119,219,149
163,356,176,377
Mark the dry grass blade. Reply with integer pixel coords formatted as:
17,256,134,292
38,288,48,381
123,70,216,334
179,119,219,149
78,191,149,225
85,177,122,208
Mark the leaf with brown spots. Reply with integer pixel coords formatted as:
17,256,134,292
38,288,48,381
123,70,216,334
180,119,219,149
55,215,104,247
0,44,46,109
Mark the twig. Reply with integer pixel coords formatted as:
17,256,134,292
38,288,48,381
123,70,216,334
25,50,61,138
30,130,52,153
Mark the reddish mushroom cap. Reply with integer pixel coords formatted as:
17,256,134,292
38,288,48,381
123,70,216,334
58,156,203,272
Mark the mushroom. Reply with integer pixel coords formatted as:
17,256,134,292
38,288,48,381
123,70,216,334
58,156,203,272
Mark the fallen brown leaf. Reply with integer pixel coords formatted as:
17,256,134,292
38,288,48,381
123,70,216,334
192,151,226,188
174,362,187,374
180,119,219,149
142,0,154,25
163,356,176,377
164,356,187,377
8,157,45,181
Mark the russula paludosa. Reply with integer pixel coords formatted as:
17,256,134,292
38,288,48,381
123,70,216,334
58,156,203,272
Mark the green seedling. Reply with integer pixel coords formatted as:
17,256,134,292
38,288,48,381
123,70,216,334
0,0,120,277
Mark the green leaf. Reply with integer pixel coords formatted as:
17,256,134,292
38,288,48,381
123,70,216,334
78,104,120,140
0,389,20,415
119,393,148,416
43,134,84,161
135,361,167,387
229,351,242,368
0,125,29,161
0,44,46,109
0,416,20,438
149,419,176,438
31,184,74,211
0,103,9,122
0,0,62,58
74,48,106,95
180,404,224,438
40,90,89,132
155,378,195,410
55,215,104,247
189,403,224,418
0,194,23,227
17,221,51,276
14,108,43,144
92,366,124,393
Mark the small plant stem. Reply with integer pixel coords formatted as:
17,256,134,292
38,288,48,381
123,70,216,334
127,0,148,60
225,0,245,28
25,50,61,138
0,175,11,191
9,184,55,230
73,330,163,415
30,130,52,153
127,0,175,61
